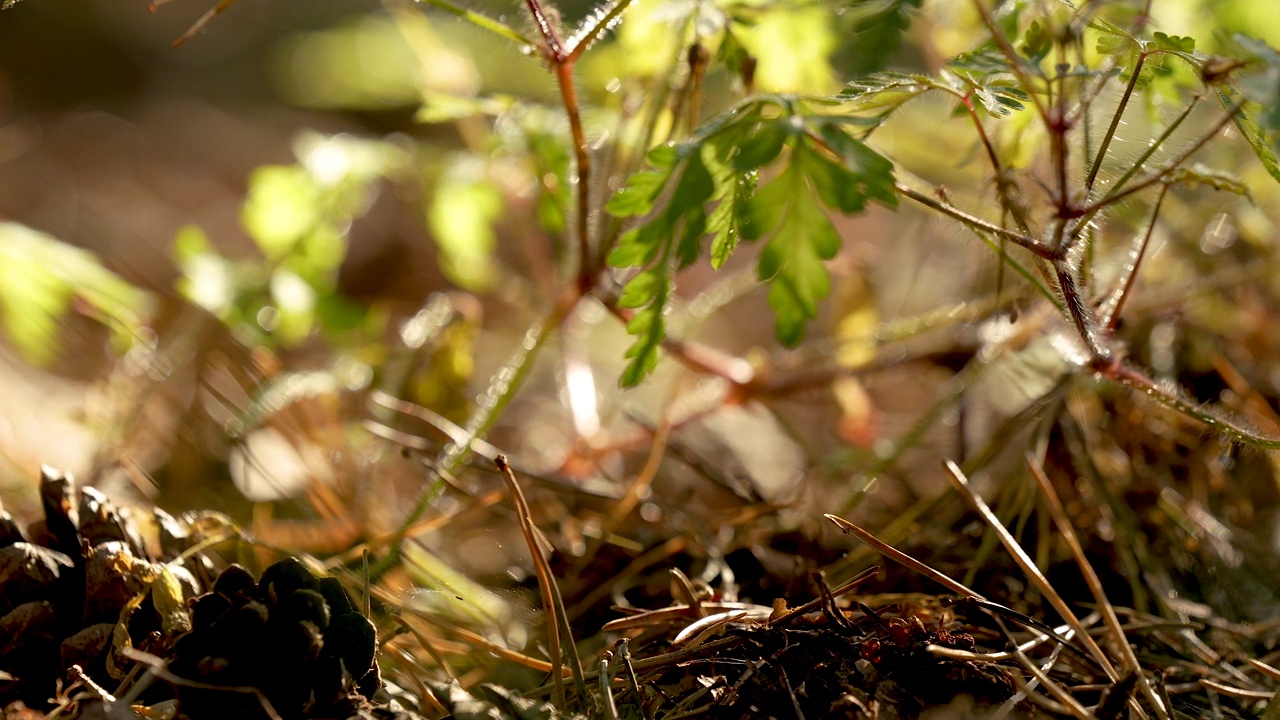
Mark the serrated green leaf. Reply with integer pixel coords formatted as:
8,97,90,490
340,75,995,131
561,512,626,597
620,304,665,387
706,170,757,270
1096,33,1133,56
608,101,897,384
607,222,666,267
605,167,674,217
1152,32,1194,53
1020,21,1052,64
646,143,680,167
846,0,923,77
668,157,717,219
1220,90,1280,185
732,121,791,171
814,125,898,209
751,163,839,346
675,207,708,269
618,268,664,309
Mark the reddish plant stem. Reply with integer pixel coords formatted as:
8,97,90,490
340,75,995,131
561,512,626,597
895,183,1053,258
524,0,594,292
554,63,595,293
961,94,1029,233
1103,183,1167,334
524,0,565,57
1054,260,1108,362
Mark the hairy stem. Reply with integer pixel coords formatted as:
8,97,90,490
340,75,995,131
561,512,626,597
1101,183,1167,333
1081,100,1243,213
896,182,1053,257
1054,260,1108,361
416,0,536,45
1087,53,1146,194
568,0,640,62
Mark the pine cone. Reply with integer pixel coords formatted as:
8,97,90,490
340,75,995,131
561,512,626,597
0,466,202,710
168,558,381,720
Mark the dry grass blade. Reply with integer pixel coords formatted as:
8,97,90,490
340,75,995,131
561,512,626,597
994,617,1098,720
769,565,879,626
926,612,1094,662
669,567,705,618
824,513,984,599
1027,453,1170,720
941,462,1123,682
377,584,577,676
394,617,458,681
601,602,771,633
497,454,588,708
1252,658,1280,682
671,610,757,647
169,0,239,47
599,655,620,720
1200,679,1275,700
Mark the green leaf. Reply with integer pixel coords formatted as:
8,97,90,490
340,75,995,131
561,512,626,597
1090,16,1137,56
1219,89,1280,185
748,154,840,346
611,154,718,386
814,124,897,209
1019,20,1052,64
846,0,923,77
605,167,675,217
1152,32,1194,53
608,221,666,268
607,100,899,382
618,267,663,309
620,302,666,387
704,129,759,270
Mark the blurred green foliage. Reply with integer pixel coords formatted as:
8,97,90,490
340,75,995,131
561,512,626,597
175,133,402,347
0,222,152,365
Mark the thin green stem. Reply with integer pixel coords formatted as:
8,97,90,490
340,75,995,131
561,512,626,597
895,183,1053,258
1086,53,1146,194
1077,96,1201,213
369,293,578,580
1080,100,1243,214
1064,95,1200,244
1101,183,1167,333
567,0,640,62
416,0,536,46
1104,363,1280,449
